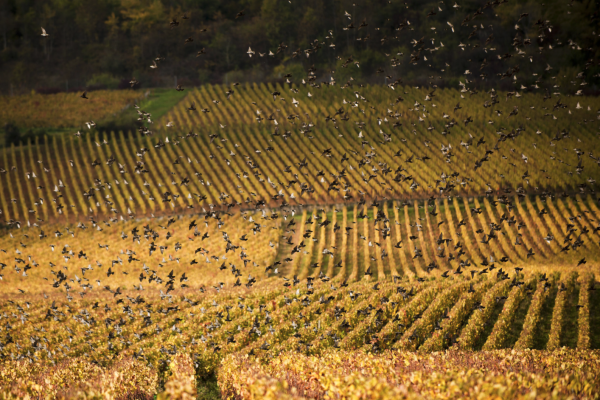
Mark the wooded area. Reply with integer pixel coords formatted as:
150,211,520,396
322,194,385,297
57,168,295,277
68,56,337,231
1,0,599,94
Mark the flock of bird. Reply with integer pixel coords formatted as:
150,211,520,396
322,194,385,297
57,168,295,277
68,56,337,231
0,2,597,361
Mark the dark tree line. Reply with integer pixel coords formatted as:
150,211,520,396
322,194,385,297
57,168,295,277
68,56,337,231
1,0,600,94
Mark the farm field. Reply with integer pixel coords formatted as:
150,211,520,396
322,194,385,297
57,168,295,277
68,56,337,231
0,257,598,398
0,197,599,398
4,0,600,395
1,84,600,223
1,83,600,398
1,195,599,289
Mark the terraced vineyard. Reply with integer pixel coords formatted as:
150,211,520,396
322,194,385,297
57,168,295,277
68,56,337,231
0,254,597,398
1,194,598,293
0,193,598,397
5,0,600,393
1,83,600,398
0,212,281,292
219,349,600,398
2,55,600,400
1,84,600,224
270,195,600,280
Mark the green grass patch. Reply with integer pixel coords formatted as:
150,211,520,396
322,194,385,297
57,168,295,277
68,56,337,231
96,88,187,133
137,88,188,121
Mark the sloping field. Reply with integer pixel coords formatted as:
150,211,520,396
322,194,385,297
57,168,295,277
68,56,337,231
1,84,599,224
1,84,599,399
0,263,596,398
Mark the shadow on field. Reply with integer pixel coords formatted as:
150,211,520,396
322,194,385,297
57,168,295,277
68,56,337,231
590,281,600,349
196,375,221,400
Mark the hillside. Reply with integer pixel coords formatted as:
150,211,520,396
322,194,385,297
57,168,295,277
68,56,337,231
1,84,599,398
2,0,600,396
1,84,599,224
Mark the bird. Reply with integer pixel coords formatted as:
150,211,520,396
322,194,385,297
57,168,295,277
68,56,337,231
1,1,597,373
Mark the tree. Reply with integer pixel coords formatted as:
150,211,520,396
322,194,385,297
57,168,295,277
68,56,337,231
4,123,21,147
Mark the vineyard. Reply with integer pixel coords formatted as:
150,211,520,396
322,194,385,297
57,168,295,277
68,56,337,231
0,195,599,290
0,254,598,398
0,201,598,398
0,82,599,398
3,0,600,393
1,84,600,224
